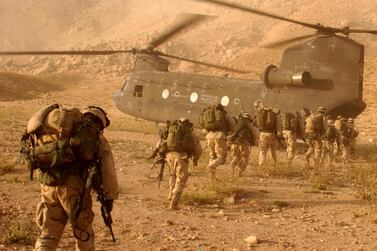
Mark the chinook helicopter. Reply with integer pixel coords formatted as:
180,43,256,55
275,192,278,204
1,0,375,126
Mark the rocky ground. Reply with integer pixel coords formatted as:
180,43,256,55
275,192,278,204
0,74,377,250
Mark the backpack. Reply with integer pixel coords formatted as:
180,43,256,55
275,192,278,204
281,112,297,131
199,105,227,132
21,104,84,185
306,113,324,134
325,125,337,141
256,108,276,131
338,122,351,138
166,120,194,153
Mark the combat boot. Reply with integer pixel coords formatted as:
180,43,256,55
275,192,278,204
169,192,182,210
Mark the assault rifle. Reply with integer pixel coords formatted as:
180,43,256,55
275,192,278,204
96,185,116,242
72,162,116,242
149,153,166,189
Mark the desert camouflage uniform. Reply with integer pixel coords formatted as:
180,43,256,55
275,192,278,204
321,122,339,167
283,129,296,164
348,120,359,156
205,114,234,178
281,112,302,166
35,135,119,251
228,115,255,176
335,118,351,164
254,108,281,167
166,128,202,210
305,110,327,167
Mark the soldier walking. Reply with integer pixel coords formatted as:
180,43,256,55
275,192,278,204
228,112,255,176
280,111,300,166
21,104,119,251
253,104,281,167
321,119,340,167
200,104,234,179
335,116,351,164
165,118,202,210
304,107,327,167
348,118,359,156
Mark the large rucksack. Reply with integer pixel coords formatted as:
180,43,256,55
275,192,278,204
21,104,84,185
166,120,194,153
256,108,276,131
199,105,227,132
338,121,351,138
325,125,338,141
306,113,324,135
281,112,297,131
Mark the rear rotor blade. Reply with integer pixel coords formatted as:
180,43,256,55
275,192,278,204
156,51,249,73
347,28,377,35
148,13,212,49
0,50,135,56
262,34,317,48
194,0,320,30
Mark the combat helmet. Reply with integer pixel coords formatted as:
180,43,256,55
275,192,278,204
179,117,193,126
316,106,326,113
239,111,251,120
83,105,110,129
254,99,265,110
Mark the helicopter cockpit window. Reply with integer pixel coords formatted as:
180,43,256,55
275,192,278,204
133,85,144,97
221,96,230,106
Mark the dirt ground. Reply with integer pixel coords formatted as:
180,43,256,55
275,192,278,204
0,73,377,251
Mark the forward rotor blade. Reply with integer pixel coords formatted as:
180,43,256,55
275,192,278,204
195,0,319,30
157,51,249,73
0,50,135,56
262,34,317,48
148,13,212,49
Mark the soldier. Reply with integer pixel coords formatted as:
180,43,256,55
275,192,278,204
165,118,202,210
27,105,119,251
335,115,351,164
321,119,340,167
304,107,327,168
227,112,255,176
199,104,234,179
348,118,359,156
280,111,299,166
253,104,281,167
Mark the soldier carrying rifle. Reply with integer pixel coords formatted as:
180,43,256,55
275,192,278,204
148,118,202,210
20,104,119,250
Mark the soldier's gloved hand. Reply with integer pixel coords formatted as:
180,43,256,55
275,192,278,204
103,199,114,213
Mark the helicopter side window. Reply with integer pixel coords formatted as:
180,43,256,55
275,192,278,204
133,85,144,97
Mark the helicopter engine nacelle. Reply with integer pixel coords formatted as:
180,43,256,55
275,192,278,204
263,64,311,88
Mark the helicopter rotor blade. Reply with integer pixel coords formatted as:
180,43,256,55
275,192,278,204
156,51,249,73
194,0,320,30
148,13,213,49
346,28,377,35
0,50,136,56
262,34,317,48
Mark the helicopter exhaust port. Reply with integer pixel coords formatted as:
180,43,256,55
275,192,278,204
263,65,311,88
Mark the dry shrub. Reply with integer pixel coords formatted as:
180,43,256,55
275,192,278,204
3,221,36,245
349,163,377,206
182,179,249,205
